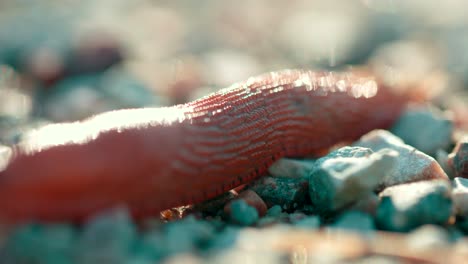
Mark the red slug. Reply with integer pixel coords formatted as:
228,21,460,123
0,69,409,222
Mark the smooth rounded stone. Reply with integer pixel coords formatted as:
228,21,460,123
353,130,449,188
448,137,468,178
330,211,375,234
309,147,398,214
247,176,309,212
293,216,321,229
452,177,468,217
376,180,453,232
75,208,137,264
224,190,267,217
2,224,76,264
229,200,259,226
268,158,316,178
390,105,454,156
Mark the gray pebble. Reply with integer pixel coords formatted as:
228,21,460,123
376,180,453,232
331,211,375,234
354,130,449,188
309,147,397,214
391,105,454,156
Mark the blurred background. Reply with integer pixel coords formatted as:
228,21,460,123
1,0,468,143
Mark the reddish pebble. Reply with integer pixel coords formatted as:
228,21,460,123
224,190,267,217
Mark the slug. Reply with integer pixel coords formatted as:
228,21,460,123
0,69,409,222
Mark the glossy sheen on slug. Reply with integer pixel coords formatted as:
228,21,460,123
0,69,408,222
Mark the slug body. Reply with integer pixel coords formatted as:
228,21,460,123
0,70,408,222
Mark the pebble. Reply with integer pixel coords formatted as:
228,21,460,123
75,208,137,264
2,224,76,264
331,211,375,234
224,190,267,217
266,205,283,217
353,130,449,188
308,147,397,214
376,180,453,232
267,158,316,178
247,176,309,212
293,216,321,229
162,216,215,255
452,177,468,217
406,225,451,250
228,200,259,226
390,105,454,156
448,137,468,178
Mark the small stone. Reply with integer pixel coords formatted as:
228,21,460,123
225,190,267,217
266,205,283,217
309,147,397,214
229,200,259,226
293,216,321,229
268,158,316,178
247,176,309,212
204,226,240,252
390,105,454,156
76,207,137,264
354,130,449,188
448,137,468,178
406,225,451,250
3,224,76,264
331,211,375,234
452,177,468,217
376,180,453,232
163,216,215,255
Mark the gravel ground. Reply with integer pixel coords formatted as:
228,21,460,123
1,1,468,263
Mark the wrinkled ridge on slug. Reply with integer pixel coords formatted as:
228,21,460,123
0,69,408,222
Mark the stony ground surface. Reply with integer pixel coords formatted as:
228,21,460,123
2,1,468,263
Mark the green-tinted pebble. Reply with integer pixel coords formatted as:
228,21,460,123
163,216,215,254
294,216,321,229
266,205,283,217
331,211,375,234
3,223,76,264
376,180,453,232
248,176,309,212
75,208,137,264
229,200,259,226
